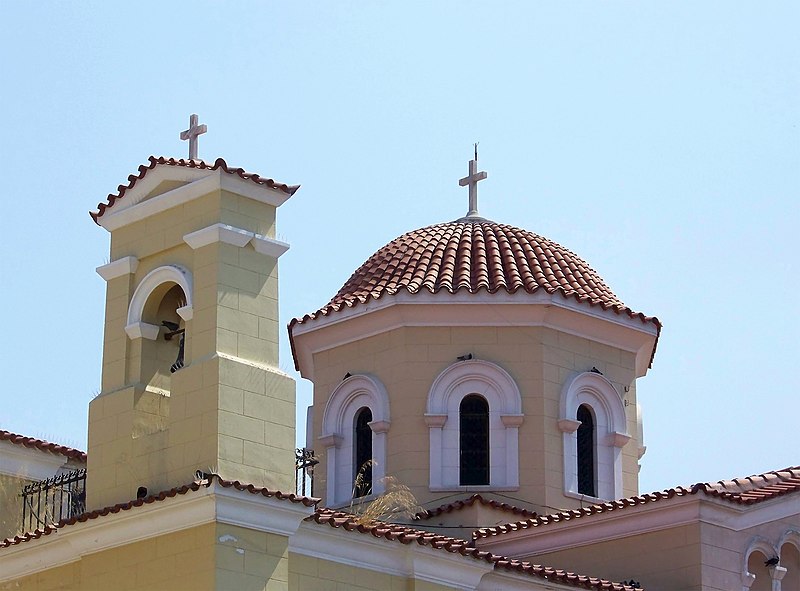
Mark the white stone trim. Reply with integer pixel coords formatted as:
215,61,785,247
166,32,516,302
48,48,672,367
126,265,193,340
426,359,522,490
779,529,800,552
479,491,800,560
96,256,138,281
290,518,494,589
744,536,780,591
97,167,293,232
0,482,314,583
252,234,290,258
320,374,390,504
560,371,629,501
0,440,71,481
183,223,252,249
214,482,314,537
291,291,658,381
176,305,193,321
181,223,291,259
124,321,160,341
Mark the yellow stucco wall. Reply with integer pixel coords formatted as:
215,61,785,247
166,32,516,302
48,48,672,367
3,523,217,591
0,474,30,540
529,523,703,591
288,553,456,591
310,324,639,510
89,183,295,510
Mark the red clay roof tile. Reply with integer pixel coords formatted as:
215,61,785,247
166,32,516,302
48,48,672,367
473,466,800,540
0,430,86,462
0,473,317,549
311,508,640,590
90,156,300,223
289,218,661,370
415,493,538,521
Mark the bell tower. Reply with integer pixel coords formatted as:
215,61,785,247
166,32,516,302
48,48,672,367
88,126,299,509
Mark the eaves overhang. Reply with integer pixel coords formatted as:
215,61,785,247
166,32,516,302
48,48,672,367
289,289,659,382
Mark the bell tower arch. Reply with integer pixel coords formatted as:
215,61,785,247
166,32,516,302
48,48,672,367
88,155,299,509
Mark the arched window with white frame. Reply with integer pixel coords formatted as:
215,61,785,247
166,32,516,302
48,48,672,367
319,374,390,505
426,359,523,491
559,371,629,501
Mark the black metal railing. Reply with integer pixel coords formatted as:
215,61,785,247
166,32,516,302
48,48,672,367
20,468,86,532
295,448,318,497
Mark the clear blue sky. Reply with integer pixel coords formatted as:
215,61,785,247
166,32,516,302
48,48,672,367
0,2,797,495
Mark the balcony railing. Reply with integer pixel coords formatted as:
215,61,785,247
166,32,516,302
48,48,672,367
295,448,318,497
20,468,86,532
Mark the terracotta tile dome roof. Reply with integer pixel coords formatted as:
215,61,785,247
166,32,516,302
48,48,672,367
292,217,657,327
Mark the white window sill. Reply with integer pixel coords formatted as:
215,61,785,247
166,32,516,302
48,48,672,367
429,485,520,493
564,490,609,504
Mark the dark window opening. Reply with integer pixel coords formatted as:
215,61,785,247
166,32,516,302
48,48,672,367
353,407,373,498
577,404,596,497
459,394,490,485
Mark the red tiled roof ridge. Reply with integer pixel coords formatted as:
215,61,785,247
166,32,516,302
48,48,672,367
0,429,86,462
415,493,538,520
310,508,640,590
473,465,800,540
90,156,300,223
288,219,661,371
1,473,318,550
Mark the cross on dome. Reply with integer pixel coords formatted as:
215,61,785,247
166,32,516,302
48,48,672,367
458,144,488,218
180,114,207,160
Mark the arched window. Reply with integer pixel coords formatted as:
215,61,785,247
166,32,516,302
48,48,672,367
353,407,373,498
577,404,595,497
426,359,523,490
559,371,630,500
459,395,490,486
319,374,390,505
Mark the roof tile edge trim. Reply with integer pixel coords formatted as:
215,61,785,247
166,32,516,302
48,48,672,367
414,493,539,521
473,466,800,540
310,508,639,591
0,473,318,549
90,156,300,223
0,430,86,462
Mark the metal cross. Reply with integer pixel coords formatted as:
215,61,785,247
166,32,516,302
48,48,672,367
458,144,488,217
180,114,207,160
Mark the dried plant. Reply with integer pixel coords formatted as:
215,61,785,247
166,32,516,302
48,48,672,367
349,461,421,526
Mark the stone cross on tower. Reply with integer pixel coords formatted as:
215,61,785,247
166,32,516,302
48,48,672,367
180,114,207,160
458,144,488,217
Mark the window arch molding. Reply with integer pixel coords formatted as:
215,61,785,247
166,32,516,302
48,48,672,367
426,359,523,491
319,373,390,505
742,536,782,590
559,371,629,501
125,265,194,340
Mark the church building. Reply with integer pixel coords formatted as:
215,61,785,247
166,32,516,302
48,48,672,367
0,119,798,590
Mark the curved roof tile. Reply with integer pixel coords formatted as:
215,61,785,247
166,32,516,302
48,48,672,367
311,508,639,590
291,218,659,327
90,156,300,223
289,217,661,369
0,430,86,462
473,466,800,540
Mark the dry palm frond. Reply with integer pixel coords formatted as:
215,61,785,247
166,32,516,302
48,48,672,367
349,461,421,525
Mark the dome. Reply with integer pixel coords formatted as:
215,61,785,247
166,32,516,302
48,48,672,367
292,217,657,326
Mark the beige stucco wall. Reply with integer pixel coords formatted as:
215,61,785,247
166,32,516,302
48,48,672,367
3,523,217,590
89,183,295,510
528,523,703,591
0,474,30,540
310,324,639,511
